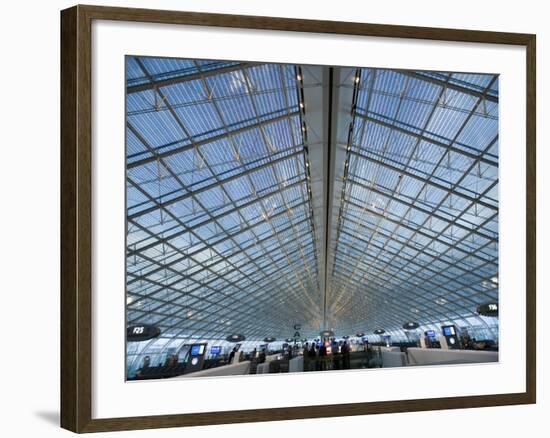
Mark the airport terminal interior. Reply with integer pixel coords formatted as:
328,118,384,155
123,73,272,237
125,57,499,380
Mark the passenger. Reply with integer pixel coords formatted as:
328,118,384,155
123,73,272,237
319,343,327,371
143,355,150,368
287,345,293,360
228,347,237,363
332,339,340,370
167,354,176,366
303,343,310,371
308,343,317,371
342,341,351,369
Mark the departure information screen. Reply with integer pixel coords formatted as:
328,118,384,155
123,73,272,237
191,345,205,356
443,326,456,336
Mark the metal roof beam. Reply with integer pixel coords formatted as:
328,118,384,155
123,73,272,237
333,232,495,301
400,71,499,103
127,62,256,94
347,177,497,241
129,244,318,331
127,178,306,256
127,111,300,169
127,212,311,286
349,149,498,210
355,112,498,167
128,149,303,220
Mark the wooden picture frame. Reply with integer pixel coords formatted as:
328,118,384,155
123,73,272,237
61,4,536,433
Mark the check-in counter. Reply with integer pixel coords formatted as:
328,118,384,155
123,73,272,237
173,361,251,378
256,362,270,374
406,348,498,366
289,356,303,373
380,346,401,353
265,354,280,363
381,350,407,367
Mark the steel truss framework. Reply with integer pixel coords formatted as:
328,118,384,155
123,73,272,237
125,57,499,372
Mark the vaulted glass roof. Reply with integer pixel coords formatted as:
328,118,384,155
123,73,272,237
125,57,499,363
327,68,498,340
126,58,322,347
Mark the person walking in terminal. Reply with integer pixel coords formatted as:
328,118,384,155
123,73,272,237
309,343,317,371
319,343,328,371
228,347,237,364
332,339,341,370
303,343,310,371
342,341,351,370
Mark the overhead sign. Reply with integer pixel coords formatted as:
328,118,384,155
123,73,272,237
477,302,499,317
127,324,161,342
403,322,419,330
320,330,334,338
225,334,245,342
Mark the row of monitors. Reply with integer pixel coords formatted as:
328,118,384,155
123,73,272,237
192,345,230,356
190,344,226,356
194,329,458,356
425,326,456,338
192,343,251,357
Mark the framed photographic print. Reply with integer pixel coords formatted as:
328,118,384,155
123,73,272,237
60,4,536,433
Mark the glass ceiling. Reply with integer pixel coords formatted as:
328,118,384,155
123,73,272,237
125,57,499,362
126,58,321,347
328,68,499,340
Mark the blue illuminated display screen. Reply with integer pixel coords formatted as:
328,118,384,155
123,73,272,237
191,345,205,356
443,326,455,336
426,330,436,337
210,346,221,355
